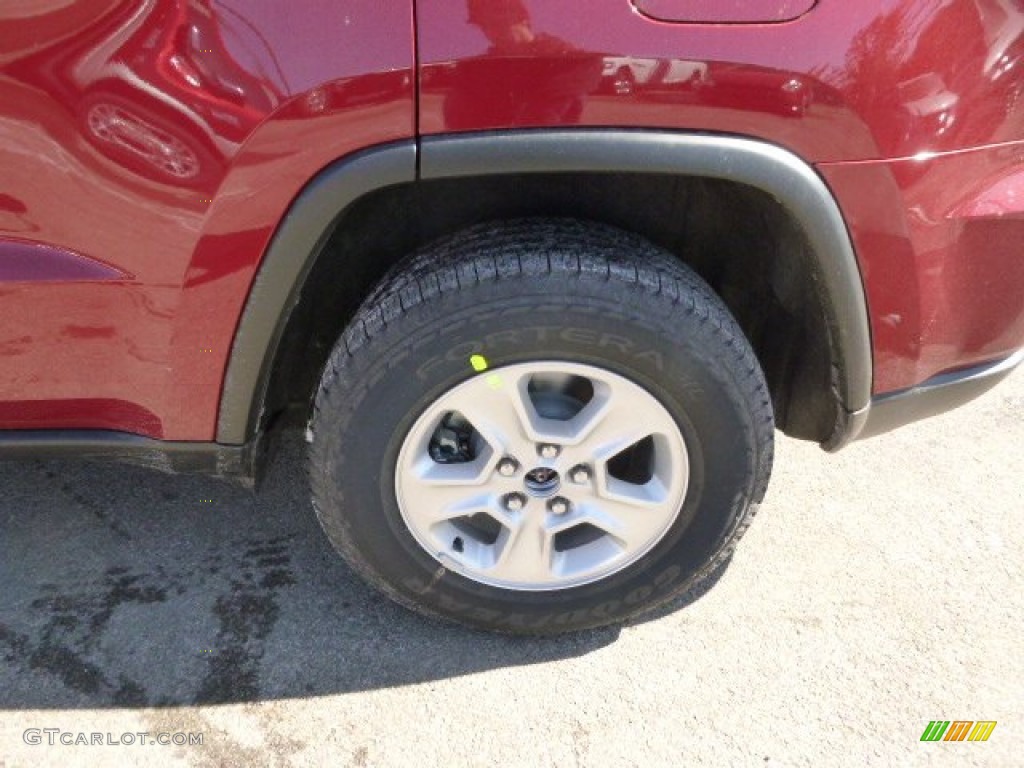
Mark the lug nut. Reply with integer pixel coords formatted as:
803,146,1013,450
570,465,591,484
538,444,561,459
504,493,526,512
497,458,519,477
548,497,570,516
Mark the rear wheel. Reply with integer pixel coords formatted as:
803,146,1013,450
308,219,774,633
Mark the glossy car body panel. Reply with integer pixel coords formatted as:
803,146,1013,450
821,141,1024,393
0,0,1021,452
417,0,1023,162
0,0,415,439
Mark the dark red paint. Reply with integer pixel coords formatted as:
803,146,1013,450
0,0,415,438
820,142,1024,393
0,0,1022,438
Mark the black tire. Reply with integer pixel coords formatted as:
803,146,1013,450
308,218,773,633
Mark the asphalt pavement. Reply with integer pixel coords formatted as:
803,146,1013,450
1,370,1021,767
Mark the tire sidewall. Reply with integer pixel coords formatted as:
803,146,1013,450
314,277,760,632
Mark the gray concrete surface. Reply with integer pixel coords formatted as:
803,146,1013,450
0,370,1021,768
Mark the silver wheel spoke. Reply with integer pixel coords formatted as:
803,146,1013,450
489,522,555,582
413,484,495,524
564,377,670,462
401,453,496,517
574,402,653,461
577,494,672,551
449,374,537,458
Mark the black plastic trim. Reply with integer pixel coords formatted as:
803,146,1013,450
217,129,872,449
0,431,254,483
852,349,1024,443
420,130,874,443
216,141,417,444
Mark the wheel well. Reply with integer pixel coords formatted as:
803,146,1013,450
265,172,837,442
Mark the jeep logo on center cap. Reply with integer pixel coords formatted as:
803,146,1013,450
524,467,561,497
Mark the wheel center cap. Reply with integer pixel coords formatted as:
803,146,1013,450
524,467,561,497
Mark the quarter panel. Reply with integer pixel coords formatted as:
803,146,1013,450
821,140,1024,395
417,0,1023,163
0,0,415,439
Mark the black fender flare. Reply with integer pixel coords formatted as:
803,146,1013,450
216,142,416,445
217,130,872,449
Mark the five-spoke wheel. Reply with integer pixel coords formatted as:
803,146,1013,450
395,362,689,590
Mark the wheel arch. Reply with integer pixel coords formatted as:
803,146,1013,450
215,140,416,445
217,130,872,450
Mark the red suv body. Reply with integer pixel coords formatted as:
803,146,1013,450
1,0,1022,631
